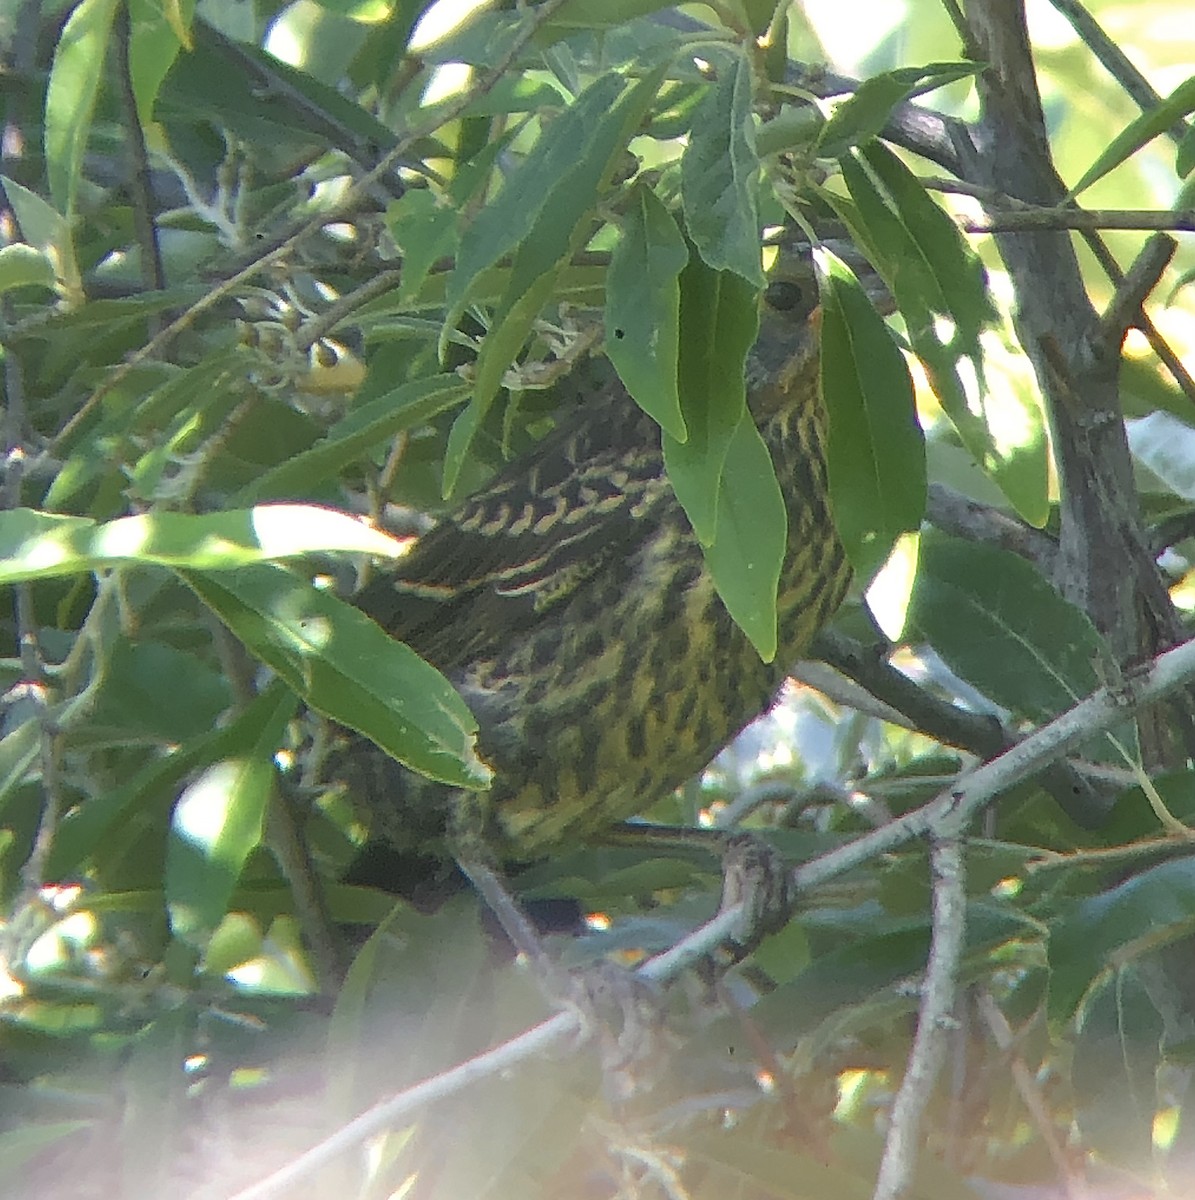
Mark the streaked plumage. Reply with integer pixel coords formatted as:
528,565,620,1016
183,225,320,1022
342,269,851,862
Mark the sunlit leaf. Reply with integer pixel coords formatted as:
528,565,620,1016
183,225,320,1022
45,0,120,216
181,565,490,788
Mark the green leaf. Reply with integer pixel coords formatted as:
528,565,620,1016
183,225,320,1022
0,1123,91,1174
165,676,289,943
386,190,459,304
816,62,982,160
89,641,231,743
238,374,470,503
547,0,675,30
45,0,120,216
1069,73,1195,197
0,722,40,822
702,410,786,661
453,267,560,493
445,66,667,485
1048,859,1195,1026
0,244,55,294
47,685,293,878
128,0,195,127
909,533,1105,723
180,564,490,788
816,247,924,576
681,49,765,286
755,104,824,159
605,186,689,441
663,255,760,544
446,73,626,329
858,141,992,345
1126,410,1195,499
1177,120,1195,178
833,144,1047,526
0,505,405,582
1,176,81,300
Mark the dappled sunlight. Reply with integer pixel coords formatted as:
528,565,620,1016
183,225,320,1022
866,529,919,641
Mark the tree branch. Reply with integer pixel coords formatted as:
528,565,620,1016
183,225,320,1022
873,834,965,1200
227,633,1195,1200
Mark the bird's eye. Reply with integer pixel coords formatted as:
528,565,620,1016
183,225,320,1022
764,279,808,313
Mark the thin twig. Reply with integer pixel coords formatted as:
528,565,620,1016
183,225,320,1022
1097,232,1176,351
1080,228,1195,408
978,995,1090,1199
226,633,1195,1200
113,2,165,294
873,834,965,1200
793,634,1195,892
964,209,1195,233
293,268,405,352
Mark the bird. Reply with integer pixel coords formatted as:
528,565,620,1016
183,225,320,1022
336,253,852,887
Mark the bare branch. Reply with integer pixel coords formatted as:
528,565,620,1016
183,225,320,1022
1082,229,1195,408
926,482,1058,576
873,834,966,1200
965,209,1195,233
113,3,165,294
227,633,1195,1200
1098,232,1177,351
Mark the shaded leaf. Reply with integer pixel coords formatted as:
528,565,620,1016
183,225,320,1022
816,247,924,576
385,190,459,304
605,185,689,440
548,0,675,30
816,62,982,159
444,67,664,489
1048,858,1195,1026
834,143,1046,525
909,533,1105,723
702,410,786,661
446,73,626,330
47,685,293,877
238,375,470,503
681,49,764,286
663,254,759,544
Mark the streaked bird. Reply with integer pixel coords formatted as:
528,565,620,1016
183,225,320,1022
339,257,851,880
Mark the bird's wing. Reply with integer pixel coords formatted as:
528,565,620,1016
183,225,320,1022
357,392,670,671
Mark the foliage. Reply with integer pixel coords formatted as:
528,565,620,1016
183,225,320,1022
3,1,1195,1197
